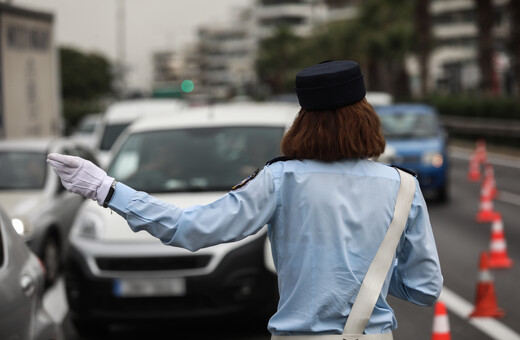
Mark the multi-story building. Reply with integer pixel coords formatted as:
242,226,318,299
152,0,513,100
428,0,511,94
197,14,257,100
193,0,359,100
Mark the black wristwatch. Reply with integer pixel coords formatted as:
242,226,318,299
103,180,117,208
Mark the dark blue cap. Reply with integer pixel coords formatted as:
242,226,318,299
295,60,366,110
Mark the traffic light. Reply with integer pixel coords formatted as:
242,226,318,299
181,79,194,93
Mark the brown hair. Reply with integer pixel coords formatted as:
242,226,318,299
281,98,386,161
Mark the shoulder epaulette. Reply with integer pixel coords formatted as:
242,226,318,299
390,164,417,178
266,156,295,166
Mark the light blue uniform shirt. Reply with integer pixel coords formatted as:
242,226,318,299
109,158,443,335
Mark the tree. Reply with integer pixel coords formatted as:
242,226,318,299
60,46,114,100
474,0,495,95
60,46,114,130
256,26,303,95
510,0,520,97
353,0,414,98
415,0,432,97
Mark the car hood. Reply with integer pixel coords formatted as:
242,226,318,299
76,191,237,242
386,137,443,154
0,191,45,217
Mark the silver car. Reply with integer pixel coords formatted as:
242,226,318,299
0,204,63,340
0,138,98,286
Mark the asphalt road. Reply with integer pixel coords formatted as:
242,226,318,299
44,144,520,340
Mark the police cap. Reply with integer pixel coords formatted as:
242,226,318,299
295,60,366,111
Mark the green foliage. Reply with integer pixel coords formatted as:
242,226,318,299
256,26,303,94
426,95,520,120
255,0,415,95
60,46,114,100
59,46,114,131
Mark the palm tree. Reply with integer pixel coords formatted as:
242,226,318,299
474,0,495,95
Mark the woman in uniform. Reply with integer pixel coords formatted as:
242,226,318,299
48,60,442,339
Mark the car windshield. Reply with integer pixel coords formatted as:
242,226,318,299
108,126,285,192
99,123,131,151
379,111,438,139
0,152,47,189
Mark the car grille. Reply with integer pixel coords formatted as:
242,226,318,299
95,255,212,271
389,155,421,164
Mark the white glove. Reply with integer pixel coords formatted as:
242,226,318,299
47,153,115,206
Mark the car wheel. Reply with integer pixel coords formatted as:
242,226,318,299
435,179,450,203
42,234,60,287
71,317,109,336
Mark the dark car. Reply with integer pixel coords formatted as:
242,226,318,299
375,104,450,202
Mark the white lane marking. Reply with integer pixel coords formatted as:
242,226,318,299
497,191,520,207
43,277,68,324
440,286,520,340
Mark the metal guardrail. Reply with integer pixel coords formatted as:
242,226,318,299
440,116,520,137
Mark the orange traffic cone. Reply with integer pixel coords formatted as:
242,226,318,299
431,301,451,340
483,163,498,200
476,183,501,223
469,252,505,318
488,216,513,269
476,138,487,163
467,152,481,182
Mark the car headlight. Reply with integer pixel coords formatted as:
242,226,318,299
12,217,31,236
422,151,444,168
71,211,106,239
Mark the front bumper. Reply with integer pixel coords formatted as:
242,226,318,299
65,234,278,323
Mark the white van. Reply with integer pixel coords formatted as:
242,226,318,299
94,99,186,168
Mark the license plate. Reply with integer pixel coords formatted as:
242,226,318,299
113,278,186,297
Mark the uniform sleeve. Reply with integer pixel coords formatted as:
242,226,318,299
388,181,443,306
108,167,278,251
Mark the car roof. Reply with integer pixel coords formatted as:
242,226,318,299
102,99,186,124
126,102,300,134
0,137,84,152
374,103,436,115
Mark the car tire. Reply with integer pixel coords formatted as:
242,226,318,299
435,178,450,203
42,234,60,288
71,317,109,336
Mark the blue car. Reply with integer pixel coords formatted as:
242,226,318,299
375,104,449,202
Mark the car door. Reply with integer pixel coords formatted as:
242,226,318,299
0,212,34,340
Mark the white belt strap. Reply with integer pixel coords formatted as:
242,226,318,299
343,169,415,335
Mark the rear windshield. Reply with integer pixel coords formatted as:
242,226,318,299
379,111,438,139
99,123,131,151
108,126,285,192
0,152,47,189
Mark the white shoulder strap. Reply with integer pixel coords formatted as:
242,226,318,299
343,169,416,335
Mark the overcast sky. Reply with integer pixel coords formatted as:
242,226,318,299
15,0,252,90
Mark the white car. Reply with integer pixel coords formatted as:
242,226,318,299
0,138,99,286
65,102,298,334
94,99,186,168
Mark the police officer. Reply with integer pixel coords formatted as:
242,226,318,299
48,60,442,338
